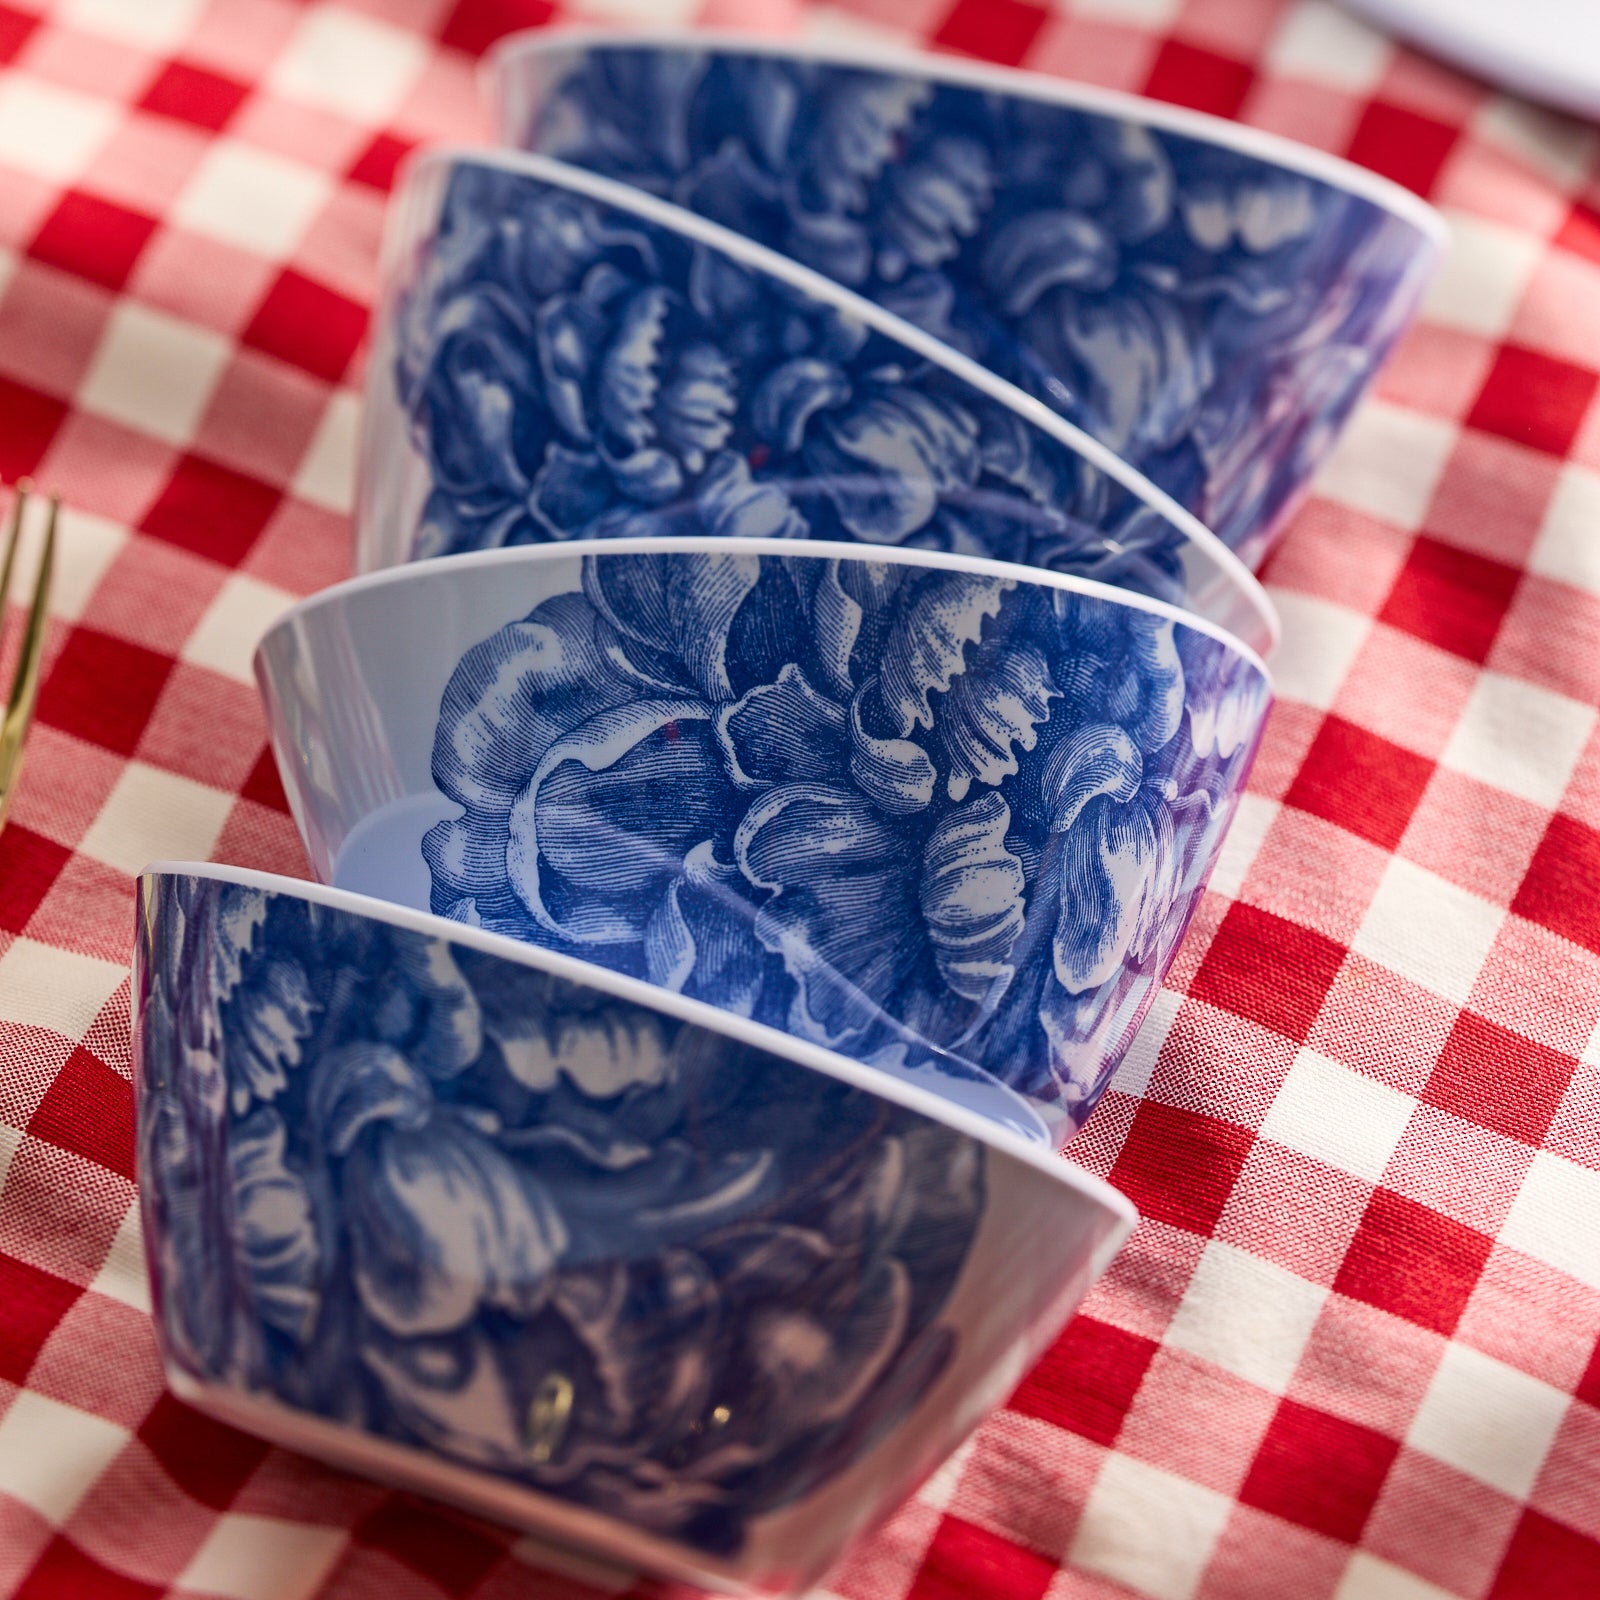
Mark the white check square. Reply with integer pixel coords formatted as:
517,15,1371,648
183,573,298,686
58,0,207,50
1266,1,1393,92
1069,1454,1231,1600
1421,212,1543,340
1165,1240,1328,1395
1263,592,1372,712
1312,402,1456,532
1260,1048,1416,1185
1334,1554,1461,1600
0,77,118,186
178,1514,347,1600
1529,465,1600,596
1501,1150,1600,1291
1407,1341,1567,1499
267,7,429,124
0,938,127,1041
78,761,235,877
78,303,232,448
1353,857,1503,1006
293,389,361,515
0,1393,130,1525
171,141,332,262
1440,670,1596,810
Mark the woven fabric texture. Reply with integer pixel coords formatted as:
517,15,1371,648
0,1,1597,1597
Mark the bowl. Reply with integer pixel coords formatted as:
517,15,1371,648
358,146,1276,656
487,30,1447,568
254,538,1272,1147
134,862,1135,1597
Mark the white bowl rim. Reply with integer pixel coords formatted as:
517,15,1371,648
256,533,1274,686
141,858,1140,1232
392,143,1280,656
484,24,1449,249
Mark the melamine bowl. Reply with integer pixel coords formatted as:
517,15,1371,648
135,862,1134,1597
487,30,1447,568
358,146,1276,655
254,537,1271,1147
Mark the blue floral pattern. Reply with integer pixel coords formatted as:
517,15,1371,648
506,44,1440,563
423,548,1269,1137
390,161,1207,606
136,872,984,1556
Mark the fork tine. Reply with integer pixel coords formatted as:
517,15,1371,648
0,490,56,837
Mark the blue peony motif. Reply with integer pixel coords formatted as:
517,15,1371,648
423,550,1269,1133
515,47,1439,562
135,874,982,1555
391,163,1198,606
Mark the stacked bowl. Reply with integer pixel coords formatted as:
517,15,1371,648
133,28,1445,1598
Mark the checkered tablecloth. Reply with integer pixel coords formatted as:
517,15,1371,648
1,0,1597,1596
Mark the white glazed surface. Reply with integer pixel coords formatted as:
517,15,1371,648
135,861,1133,1596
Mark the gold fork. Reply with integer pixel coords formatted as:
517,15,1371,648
0,481,57,840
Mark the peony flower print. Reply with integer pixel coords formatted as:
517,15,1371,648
136,874,983,1555
390,164,1198,607
517,47,1439,561
423,550,1269,1132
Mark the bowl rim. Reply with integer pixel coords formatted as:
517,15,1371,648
385,143,1280,657
483,24,1449,249
255,533,1275,687
139,859,1140,1233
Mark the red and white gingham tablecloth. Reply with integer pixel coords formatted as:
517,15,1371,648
0,1,1598,1596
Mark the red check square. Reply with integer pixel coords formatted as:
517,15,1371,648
1469,345,1600,459
1346,101,1459,195
1514,814,1600,957
140,453,283,567
1424,1010,1575,1146
0,827,72,936
908,1515,1057,1600
349,132,414,193
355,1499,508,1593
1333,1188,1494,1336
1109,1102,1255,1235
933,0,1049,66
10,1541,163,1600
438,0,557,58
0,377,69,483
26,1047,135,1180
28,193,156,294
1378,536,1522,664
1556,200,1600,269
1008,1315,1158,1448
1239,1397,1399,1543
1144,40,1254,118
241,270,368,386
138,60,249,133
1285,715,1435,852
1190,902,1347,1042
135,1392,270,1512
1490,1509,1600,1600
0,1253,82,1387
36,628,174,757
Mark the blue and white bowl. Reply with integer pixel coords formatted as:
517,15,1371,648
135,863,1134,1596
487,30,1447,569
358,146,1276,655
255,538,1272,1148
